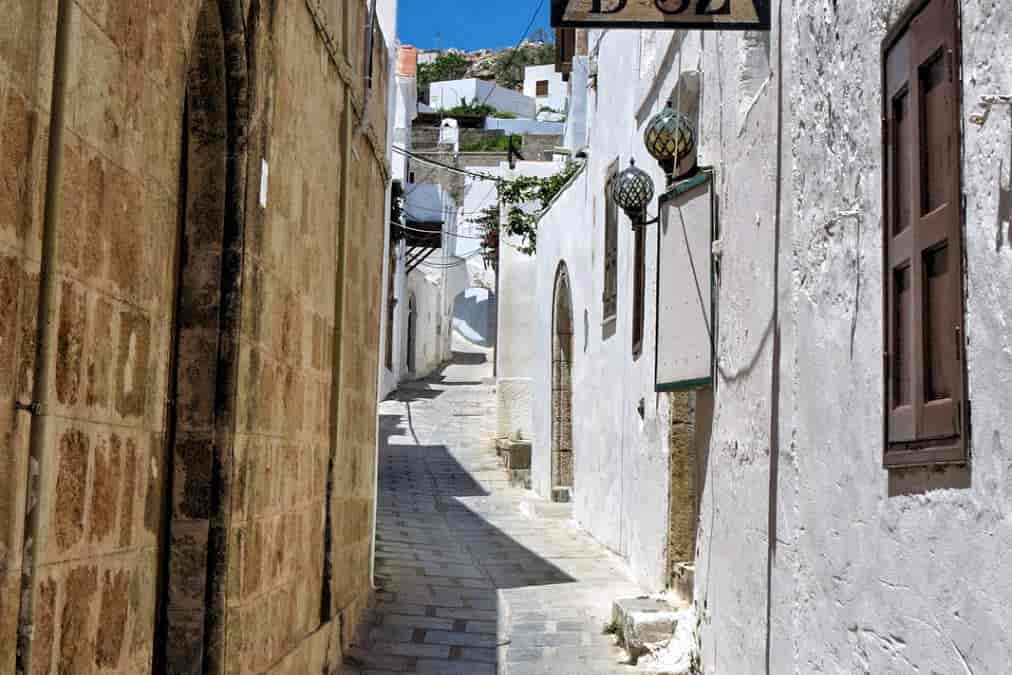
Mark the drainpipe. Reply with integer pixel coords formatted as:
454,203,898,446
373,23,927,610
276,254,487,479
16,1,76,674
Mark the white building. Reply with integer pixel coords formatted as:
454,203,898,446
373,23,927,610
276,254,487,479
523,63,567,115
379,47,469,400
429,78,536,118
497,1,1012,671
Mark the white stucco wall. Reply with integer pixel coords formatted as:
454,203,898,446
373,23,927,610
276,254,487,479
485,118,565,136
495,160,566,443
525,27,680,587
523,63,568,114
429,78,537,118
669,1,1012,673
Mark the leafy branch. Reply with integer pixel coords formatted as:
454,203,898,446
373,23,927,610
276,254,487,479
469,162,581,262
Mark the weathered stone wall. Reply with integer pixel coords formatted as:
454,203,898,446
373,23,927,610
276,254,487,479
0,3,55,672
666,392,695,566
0,1,391,673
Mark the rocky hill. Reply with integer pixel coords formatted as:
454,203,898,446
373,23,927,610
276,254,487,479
418,40,555,95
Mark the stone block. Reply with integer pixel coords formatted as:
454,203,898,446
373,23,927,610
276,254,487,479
53,426,89,553
496,438,531,470
96,568,131,668
59,565,99,675
611,597,678,661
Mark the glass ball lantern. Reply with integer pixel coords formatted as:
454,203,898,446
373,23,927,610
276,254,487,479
612,159,655,226
644,102,696,181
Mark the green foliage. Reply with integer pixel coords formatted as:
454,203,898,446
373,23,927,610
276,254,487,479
490,111,518,119
459,134,523,153
469,162,581,259
417,52,470,102
442,100,498,119
493,42,556,90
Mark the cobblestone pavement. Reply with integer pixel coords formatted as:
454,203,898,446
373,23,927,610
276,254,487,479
345,342,650,675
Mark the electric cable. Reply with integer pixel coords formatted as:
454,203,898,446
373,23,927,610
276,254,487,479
478,0,547,108
398,222,487,240
393,146,502,181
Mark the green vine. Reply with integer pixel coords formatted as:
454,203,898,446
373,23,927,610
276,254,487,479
469,162,581,262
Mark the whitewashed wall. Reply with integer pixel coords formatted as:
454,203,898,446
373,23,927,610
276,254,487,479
496,160,568,443
682,0,1012,672
524,63,568,113
380,55,415,400
526,29,692,591
429,79,537,118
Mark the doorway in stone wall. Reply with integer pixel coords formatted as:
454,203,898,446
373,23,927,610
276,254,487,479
154,1,247,672
407,293,418,374
551,263,574,503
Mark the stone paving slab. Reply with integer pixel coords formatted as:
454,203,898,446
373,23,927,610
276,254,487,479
345,342,648,675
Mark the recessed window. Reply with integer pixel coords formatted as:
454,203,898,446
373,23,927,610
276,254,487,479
882,0,966,467
536,80,549,97
602,159,619,337
632,219,645,358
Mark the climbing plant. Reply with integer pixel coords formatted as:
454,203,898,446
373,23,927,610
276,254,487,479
469,162,581,263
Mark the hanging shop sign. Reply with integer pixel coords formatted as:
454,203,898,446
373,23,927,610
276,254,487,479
552,0,771,31
654,171,715,392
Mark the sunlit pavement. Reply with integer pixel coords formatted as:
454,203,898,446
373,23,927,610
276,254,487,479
345,340,650,675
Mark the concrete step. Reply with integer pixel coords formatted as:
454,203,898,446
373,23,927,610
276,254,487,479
610,596,696,671
519,495,573,521
611,597,677,662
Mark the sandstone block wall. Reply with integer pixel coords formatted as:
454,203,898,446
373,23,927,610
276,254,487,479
0,1,391,673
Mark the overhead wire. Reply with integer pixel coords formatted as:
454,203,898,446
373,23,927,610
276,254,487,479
478,0,547,108
393,146,502,181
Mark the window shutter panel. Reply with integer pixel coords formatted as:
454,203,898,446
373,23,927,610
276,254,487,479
885,28,917,444
883,0,966,464
556,28,575,76
633,223,646,355
910,0,963,442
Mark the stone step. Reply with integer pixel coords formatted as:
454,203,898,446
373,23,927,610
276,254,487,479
519,496,572,521
610,597,679,663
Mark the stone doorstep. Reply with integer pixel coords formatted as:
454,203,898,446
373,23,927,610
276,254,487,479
519,496,573,521
611,597,679,663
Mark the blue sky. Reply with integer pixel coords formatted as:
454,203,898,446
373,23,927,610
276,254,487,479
397,1,552,52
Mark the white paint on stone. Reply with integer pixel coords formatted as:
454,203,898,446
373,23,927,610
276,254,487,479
502,3,1012,671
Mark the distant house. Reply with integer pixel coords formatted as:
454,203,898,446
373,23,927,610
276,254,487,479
429,78,537,119
417,49,440,65
523,63,567,115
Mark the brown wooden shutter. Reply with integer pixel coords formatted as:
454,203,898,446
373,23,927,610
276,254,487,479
633,223,646,357
603,161,619,327
556,28,575,77
882,0,966,466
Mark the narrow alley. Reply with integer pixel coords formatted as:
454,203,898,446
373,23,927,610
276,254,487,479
347,339,647,675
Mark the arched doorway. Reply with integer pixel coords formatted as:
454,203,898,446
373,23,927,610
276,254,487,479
551,263,574,502
155,1,248,672
406,293,418,374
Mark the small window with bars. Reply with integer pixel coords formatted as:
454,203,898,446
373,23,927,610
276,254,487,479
536,80,549,97
882,0,967,467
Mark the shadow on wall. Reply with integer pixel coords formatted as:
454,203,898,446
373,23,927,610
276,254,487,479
452,287,495,347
